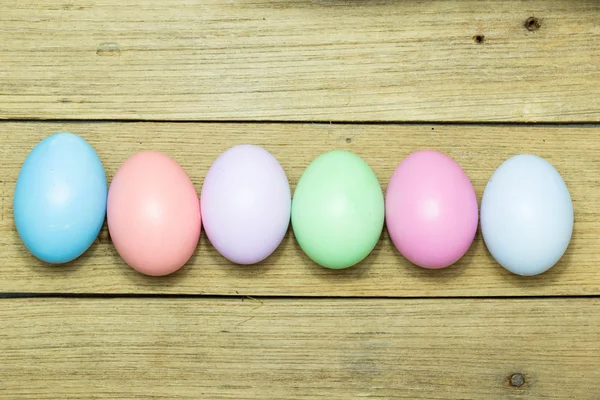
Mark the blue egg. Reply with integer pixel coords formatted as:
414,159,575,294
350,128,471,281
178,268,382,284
13,132,108,264
480,154,573,276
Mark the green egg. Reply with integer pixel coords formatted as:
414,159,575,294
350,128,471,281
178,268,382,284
292,150,384,269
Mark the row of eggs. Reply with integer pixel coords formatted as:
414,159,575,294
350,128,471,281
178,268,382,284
13,132,574,277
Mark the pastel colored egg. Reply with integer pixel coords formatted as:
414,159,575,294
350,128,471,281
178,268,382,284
481,154,573,276
201,144,291,264
292,150,384,269
386,150,478,269
13,132,108,264
107,151,201,276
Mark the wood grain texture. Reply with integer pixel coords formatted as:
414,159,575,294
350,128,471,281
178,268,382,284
1,0,600,122
1,122,599,296
1,297,599,399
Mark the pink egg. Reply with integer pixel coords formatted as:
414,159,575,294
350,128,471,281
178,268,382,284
107,151,201,276
385,150,478,269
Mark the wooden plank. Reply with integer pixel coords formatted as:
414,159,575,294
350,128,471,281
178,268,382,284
1,297,599,399
1,122,599,296
1,0,599,122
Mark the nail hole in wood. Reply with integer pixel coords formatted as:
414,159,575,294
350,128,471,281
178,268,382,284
473,35,485,44
509,373,526,388
345,138,352,143
524,17,540,31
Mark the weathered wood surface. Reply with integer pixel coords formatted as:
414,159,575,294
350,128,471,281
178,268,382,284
1,0,599,122
2,1,599,397
1,297,599,399
2,122,598,296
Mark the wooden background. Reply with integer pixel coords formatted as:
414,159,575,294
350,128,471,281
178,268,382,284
1,1,599,398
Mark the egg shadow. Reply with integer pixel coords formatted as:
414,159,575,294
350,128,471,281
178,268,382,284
10,217,88,276
386,229,470,285
178,227,281,288
224,249,279,274
250,239,286,272
104,222,200,291
118,253,197,291
212,228,279,277
30,246,89,276
117,234,211,291
489,228,573,290
299,230,375,285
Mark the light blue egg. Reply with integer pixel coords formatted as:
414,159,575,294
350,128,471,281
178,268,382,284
13,132,108,264
480,154,573,276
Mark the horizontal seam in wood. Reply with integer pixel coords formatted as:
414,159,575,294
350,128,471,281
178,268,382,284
1,293,600,300
1,118,600,127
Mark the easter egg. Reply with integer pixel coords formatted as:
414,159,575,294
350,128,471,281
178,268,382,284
481,154,573,276
13,132,107,264
292,150,384,269
107,151,201,276
201,145,291,264
385,150,478,269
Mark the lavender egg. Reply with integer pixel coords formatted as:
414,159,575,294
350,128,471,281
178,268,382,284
201,145,291,264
